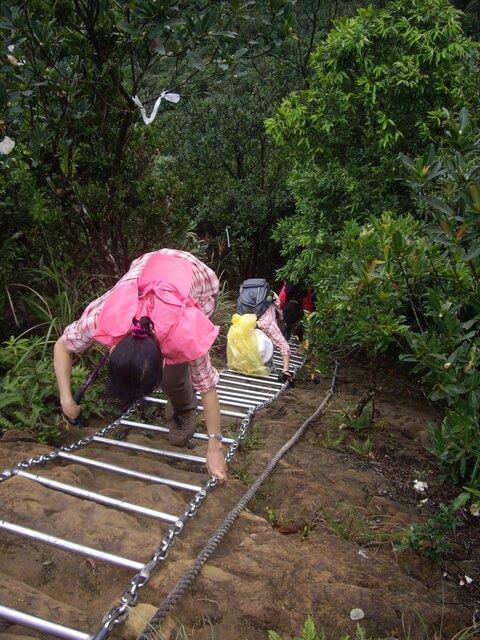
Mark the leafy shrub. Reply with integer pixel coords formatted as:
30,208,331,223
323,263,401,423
0,336,109,445
395,492,470,560
398,108,480,487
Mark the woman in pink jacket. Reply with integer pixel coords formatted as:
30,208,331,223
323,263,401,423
54,249,227,484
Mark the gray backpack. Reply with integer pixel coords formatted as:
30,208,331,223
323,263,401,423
236,278,273,318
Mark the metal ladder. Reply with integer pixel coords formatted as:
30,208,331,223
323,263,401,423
0,345,304,640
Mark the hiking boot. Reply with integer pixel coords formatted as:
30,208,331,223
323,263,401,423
168,408,197,446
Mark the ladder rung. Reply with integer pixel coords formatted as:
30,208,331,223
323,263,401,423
119,420,236,445
57,452,201,492
143,396,247,418
0,520,145,571
16,471,178,523
0,604,90,640
221,371,284,388
216,384,273,400
92,436,207,464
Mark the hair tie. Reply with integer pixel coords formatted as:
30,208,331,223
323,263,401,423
131,318,153,339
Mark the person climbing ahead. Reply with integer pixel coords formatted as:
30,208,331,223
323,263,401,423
53,248,227,484
278,280,314,341
256,290,292,383
235,278,292,383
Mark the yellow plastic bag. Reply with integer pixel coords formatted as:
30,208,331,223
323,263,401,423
227,313,270,376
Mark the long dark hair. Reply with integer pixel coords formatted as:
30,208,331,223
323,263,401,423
107,316,163,408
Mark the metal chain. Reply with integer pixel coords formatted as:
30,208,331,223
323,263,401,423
0,403,141,483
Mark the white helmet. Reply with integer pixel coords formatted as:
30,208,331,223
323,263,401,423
254,329,274,363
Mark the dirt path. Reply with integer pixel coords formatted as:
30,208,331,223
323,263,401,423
0,359,478,640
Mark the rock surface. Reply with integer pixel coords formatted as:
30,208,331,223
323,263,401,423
0,359,478,640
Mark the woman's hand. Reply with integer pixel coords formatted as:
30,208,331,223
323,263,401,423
206,439,227,484
61,400,81,422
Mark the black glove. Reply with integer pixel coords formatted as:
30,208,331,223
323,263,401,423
278,371,293,385
61,409,90,428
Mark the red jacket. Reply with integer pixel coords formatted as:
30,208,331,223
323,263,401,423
278,280,313,312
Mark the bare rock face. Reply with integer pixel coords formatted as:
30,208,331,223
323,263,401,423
0,429,36,442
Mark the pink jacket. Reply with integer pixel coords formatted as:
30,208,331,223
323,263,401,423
93,253,220,365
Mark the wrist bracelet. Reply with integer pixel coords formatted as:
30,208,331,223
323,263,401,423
207,433,223,441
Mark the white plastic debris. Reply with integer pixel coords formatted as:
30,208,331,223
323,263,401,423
358,550,369,559
413,479,428,492
350,608,365,621
465,575,473,584
0,136,15,155
132,91,180,125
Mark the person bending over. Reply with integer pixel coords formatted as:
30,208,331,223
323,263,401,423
54,248,227,484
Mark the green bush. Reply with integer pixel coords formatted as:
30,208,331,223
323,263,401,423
0,336,109,445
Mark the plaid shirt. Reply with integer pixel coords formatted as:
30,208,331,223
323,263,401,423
256,294,291,356
62,249,220,393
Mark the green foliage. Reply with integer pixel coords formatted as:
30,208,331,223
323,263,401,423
0,0,296,278
268,617,325,640
0,247,113,439
267,0,480,293
397,108,480,487
345,407,374,434
427,401,480,484
395,491,469,560
311,430,345,450
268,0,478,156
3,240,110,341
0,336,108,444
155,82,293,283
278,107,480,492
302,212,420,363
268,617,385,640
349,436,373,457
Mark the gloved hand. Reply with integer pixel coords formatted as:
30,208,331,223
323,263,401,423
278,371,293,385
61,408,90,428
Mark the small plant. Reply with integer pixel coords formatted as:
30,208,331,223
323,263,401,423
268,615,325,640
310,509,391,545
265,506,281,526
462,487,480,516
333,399,376,435
268,616,384,640
310,430,345,450
349,437,373,457
230,465,252,485
239,425,262,453
394,492,469,560
348,408,374,433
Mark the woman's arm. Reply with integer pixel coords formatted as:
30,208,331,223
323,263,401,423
53,338,81,420
201,387,227,484
257,305,291,374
